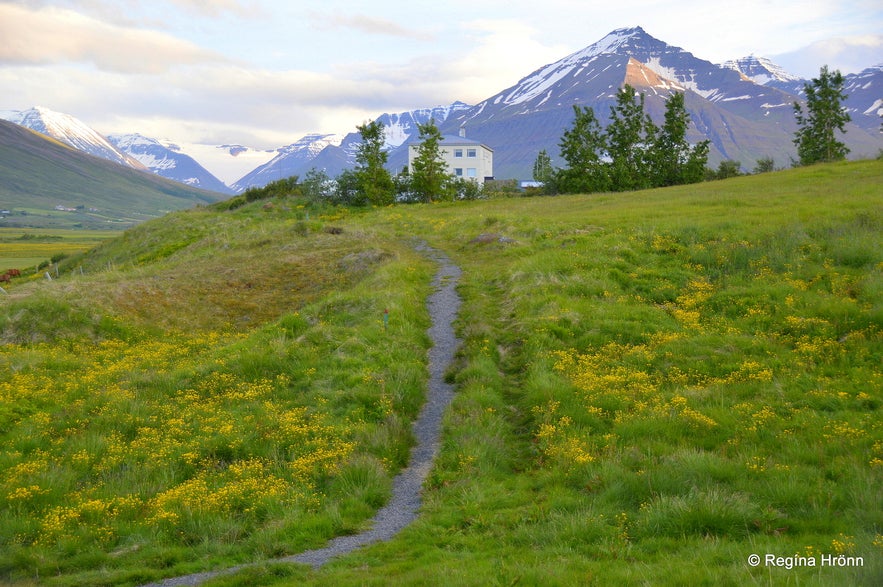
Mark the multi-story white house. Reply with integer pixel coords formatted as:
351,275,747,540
407,128,494,186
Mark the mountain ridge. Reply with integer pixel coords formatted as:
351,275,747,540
0,119,223,228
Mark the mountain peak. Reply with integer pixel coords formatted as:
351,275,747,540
720,55,801,84
567,26,674,63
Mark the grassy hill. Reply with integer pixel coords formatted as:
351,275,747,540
0,160,880,586
0,120,224,230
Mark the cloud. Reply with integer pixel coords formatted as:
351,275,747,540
773,34,883,78
165,0,260,17
313,12,435,41
0,4,225,73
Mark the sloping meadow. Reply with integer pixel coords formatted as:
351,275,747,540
0,160,881,585
0,202,436,585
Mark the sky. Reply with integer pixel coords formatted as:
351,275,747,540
1,0,882,152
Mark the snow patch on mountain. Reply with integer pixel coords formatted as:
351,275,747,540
720,55,801,85
280,133,345,156
504,61,580,106
864,98,883,116
109,134,179,171
378,102,471,147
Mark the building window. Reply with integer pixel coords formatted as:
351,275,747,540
454,149,463,158
467,148,477,158
454,168,463,176
467,168,477,178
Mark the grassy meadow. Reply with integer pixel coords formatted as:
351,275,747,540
0,160,881,586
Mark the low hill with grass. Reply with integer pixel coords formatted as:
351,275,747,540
0,120,224,230
0,160,880,586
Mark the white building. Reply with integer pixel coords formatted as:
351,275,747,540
407,128,494,186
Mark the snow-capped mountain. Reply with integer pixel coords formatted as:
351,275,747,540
843,64,883,134
231,133,345,193
720,55,803,93
107,133,232,194
722,57,883,136
428,26,793,176
232,103,471,192
427,26,881,177
1,106,145,169
377,102,472,148
0,118,223,228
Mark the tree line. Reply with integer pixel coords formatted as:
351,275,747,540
536,86,710,194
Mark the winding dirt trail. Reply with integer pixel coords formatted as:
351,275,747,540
143,243,461,586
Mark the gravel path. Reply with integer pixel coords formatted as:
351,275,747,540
142,243,461,586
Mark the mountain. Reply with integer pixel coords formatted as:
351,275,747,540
0,119,223,229
720,55,804,94
231,133,346,193
0,106,144,170
409,27,880,178
107,134,232,194
841,64,883,135
232,102,472,192
721,57,883,137
425,28,784,177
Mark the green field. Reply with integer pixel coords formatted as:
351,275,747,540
0,160,880,586
0,228,121,276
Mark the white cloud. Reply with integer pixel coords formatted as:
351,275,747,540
773,34,883,78
451,19,570,101
313,12,435,41
0,4,224,73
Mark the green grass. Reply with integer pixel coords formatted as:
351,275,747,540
1,160,881,586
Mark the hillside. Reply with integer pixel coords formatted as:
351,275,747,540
0,160,880,585
0,119,224,229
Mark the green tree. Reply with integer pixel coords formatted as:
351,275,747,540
649,92,709,186
607,84,657,191
332,168,361,206
300,168,334,202
410,119,448,203
449,177,484,200
753,157,776,174
556,104,608,193
706,159,742,181
532,149,554,185
355,120,394,205
793,65,851,166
